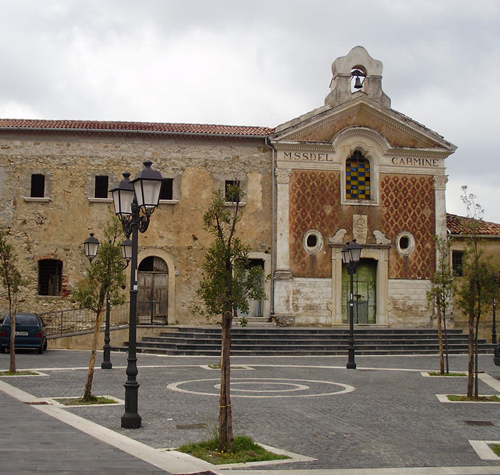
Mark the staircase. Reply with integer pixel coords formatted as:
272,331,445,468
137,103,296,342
118,326,496,356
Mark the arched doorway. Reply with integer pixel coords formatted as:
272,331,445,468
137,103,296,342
137,256,168,324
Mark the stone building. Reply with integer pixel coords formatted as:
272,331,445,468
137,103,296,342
0,46,458,328
447,213,500,339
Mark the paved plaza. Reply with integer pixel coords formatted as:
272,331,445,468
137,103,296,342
2,349,500,474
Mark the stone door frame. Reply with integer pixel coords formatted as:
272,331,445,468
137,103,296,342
330,243,390,326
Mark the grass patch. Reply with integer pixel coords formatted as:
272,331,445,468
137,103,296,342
54,396,117,406
447,394,500,402
178,435,290,465
490,444,500,456
0,370,39,376
428,372,467,377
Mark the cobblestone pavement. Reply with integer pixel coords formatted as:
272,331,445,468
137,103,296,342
2,349,500,474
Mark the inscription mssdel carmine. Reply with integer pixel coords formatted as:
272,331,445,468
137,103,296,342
281,153,440,167
392,157,439,167
283,152,333,161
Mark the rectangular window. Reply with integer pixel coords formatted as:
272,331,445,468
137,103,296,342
452,250,464,277
94,176,109,199
38,259,62,296
159,178,174,200
31,174,45,198
225,180,241,202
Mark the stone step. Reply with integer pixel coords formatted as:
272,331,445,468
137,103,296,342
114,326,495,356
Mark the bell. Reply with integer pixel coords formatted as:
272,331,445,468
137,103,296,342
354,76,363,89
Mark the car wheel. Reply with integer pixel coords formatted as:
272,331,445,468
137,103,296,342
37,346,43,354
0,346,4,354
43,340,47,351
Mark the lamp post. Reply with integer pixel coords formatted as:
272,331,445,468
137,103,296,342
110,161,163,429
341,239,362,370
83,234,132,370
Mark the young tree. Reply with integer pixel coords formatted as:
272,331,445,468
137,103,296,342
0,231,24,373
197,184,266,452
427,236,454,374
72,218,126,402
455,187,499,398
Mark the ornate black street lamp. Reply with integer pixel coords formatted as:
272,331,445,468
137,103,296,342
83,233,100,262
341,239,362,370
110,161,163,429
83,234,132,370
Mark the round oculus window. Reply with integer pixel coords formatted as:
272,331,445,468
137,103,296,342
303,230,323,254
396,232,415,256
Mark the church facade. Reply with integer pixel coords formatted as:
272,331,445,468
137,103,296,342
0,47,457,328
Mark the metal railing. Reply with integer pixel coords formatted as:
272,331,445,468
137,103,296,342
41,304,130,337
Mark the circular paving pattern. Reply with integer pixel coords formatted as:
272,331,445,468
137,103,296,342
167,378,355,398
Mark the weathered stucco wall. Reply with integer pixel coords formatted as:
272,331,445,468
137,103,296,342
0,133,273,324
387,279,432,326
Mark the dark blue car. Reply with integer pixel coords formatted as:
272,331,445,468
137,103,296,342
0,313,47,354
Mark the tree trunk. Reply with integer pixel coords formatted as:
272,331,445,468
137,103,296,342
83,308,103,402
467,310,475,398
9,312,16,373
436,305,444,374
474,310,481,399
443,309,449,374
8,295,17,373
218,310,234,452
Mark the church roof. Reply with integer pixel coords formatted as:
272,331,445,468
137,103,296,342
0,118,274,138
447,213,500,236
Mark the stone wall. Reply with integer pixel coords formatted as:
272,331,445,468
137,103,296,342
387,279,433,326
0,132,273,324
274,278,332,325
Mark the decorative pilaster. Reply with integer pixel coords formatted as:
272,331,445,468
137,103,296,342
434,175,448,240
275,168,292,279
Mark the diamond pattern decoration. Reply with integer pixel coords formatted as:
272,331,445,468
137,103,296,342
380,175,435,279
289,171,341,277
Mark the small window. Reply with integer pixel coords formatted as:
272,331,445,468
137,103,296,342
303,230,323,254
307,234,318,248
38,259,62,296
452,250,464,277
396,232,415,256
94,176,109,199
399,236,410,250
225,180,241,202
346,151,370,200
31,174,45,198
159,178,174,200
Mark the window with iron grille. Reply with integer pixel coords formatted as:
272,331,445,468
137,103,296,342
94,175,109,198
452,250,464,277
346,151,370,200
31,174,45,198
38,259,62,296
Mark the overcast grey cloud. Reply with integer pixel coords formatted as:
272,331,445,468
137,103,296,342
1,0,499,222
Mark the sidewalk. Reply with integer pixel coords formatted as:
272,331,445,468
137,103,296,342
2,349,500,474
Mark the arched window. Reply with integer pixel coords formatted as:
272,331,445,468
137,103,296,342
346,151,370,200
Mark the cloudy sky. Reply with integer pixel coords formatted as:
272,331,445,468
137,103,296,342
1,0,499,222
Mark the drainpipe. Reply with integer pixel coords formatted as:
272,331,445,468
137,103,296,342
264,136,276,316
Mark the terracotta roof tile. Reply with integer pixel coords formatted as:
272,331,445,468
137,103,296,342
0,118,274,137
447,213,500,236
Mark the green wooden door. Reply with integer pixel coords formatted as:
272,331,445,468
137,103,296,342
342,258,377,324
